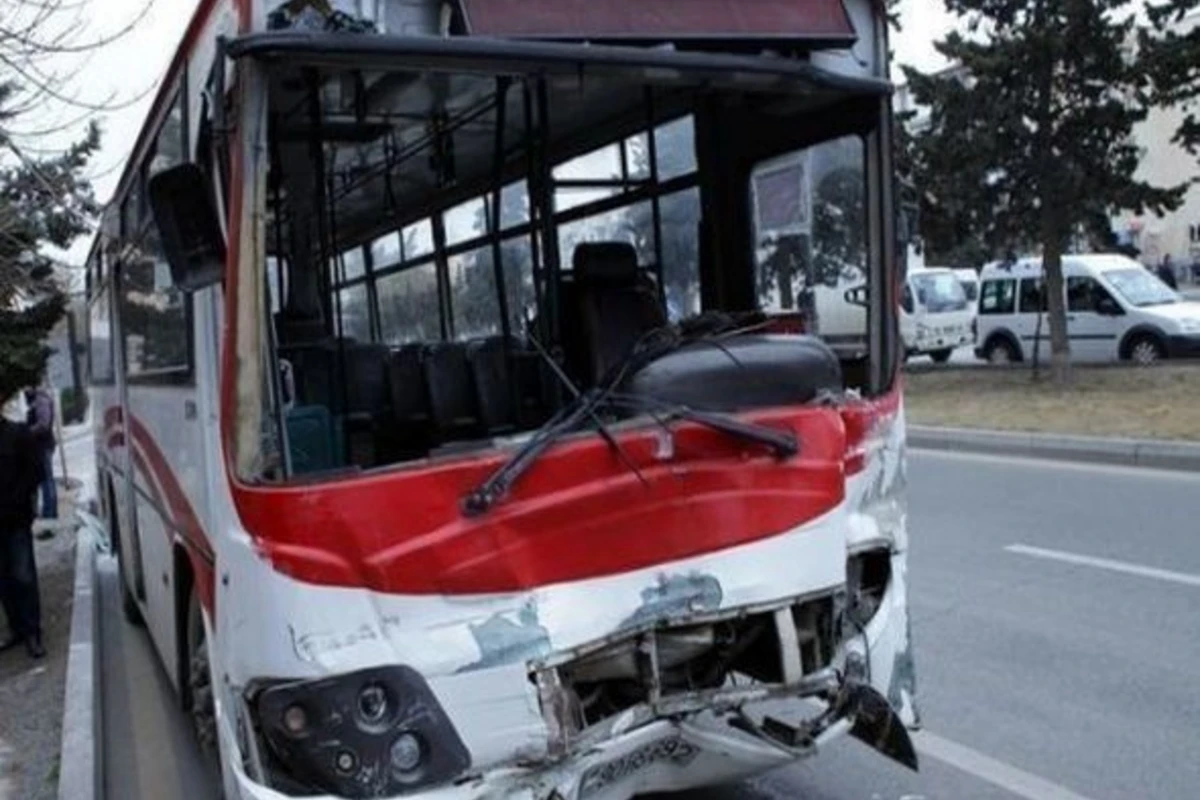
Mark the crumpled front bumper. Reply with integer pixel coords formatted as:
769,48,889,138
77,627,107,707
230,675,912,800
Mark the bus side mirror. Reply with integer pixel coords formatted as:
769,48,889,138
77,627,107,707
844,286,868,307
148,163,226,292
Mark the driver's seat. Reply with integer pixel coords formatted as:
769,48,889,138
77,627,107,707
571,242,667,383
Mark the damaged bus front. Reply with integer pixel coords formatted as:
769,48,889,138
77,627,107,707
138,1,917,798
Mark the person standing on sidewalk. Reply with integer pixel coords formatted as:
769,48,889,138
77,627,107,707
0,397,47,658
23,386,57,520
1156,255,1179,290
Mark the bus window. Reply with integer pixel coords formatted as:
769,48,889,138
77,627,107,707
402,220,435,261
444,196,488,246
554,143,625,212
89,286,114,384
340,246,366,282
335,283,371,342
371,232,401,267
657,186,701,321
752,135,868,349
121,254,191,378
376,263,440,346
449,246,504,340
653,116,697,181
559,201,657,269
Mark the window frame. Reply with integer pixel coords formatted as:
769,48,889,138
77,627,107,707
88,280,116,386
979,278,1016,315
114,75,195,387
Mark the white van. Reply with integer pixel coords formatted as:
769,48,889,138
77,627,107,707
974,253,1200,364
901,267,975,362
952,268,981,306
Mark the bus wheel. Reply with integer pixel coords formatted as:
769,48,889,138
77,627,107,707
930,348,954,364
187,592,220,771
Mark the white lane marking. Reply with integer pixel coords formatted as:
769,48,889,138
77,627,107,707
1006,544,1200,588
914,730,1096,800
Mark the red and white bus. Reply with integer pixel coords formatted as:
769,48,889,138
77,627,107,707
85,1,917,798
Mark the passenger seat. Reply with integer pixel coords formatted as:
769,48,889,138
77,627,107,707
467,337,517,435
424,342,482,441
387,344,434,456
342,344,391,467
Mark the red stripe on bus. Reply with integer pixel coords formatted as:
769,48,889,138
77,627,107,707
231,406,850,594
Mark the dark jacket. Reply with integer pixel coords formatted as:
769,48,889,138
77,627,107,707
0,419,45,529
1156,264,1178,290
25,390,55,449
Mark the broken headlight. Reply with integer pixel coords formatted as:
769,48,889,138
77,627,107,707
251,665,470,798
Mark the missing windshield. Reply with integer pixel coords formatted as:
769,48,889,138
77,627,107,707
242,47,894,482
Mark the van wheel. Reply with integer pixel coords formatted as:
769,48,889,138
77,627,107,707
1127,335,1165,366
108,484,143,626
187,591,220,775
930,348,954,364
983,338,1018,364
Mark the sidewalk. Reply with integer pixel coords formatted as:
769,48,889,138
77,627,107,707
0,479,85,800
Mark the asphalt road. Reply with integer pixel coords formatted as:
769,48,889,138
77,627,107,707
97,450,1200,800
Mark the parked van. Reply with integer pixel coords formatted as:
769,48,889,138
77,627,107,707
952,268,981,305
974,254,1200,364
901,267,975,362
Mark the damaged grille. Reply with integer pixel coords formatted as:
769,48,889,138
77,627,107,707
531,592,841,747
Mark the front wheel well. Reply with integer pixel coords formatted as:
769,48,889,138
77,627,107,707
982,330,1022,361
1119,327,1167,360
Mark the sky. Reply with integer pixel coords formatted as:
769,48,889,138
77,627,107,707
41,0,958,266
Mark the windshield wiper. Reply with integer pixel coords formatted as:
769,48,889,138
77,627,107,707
461,314,786,517
462,330,647,518
461,390,607,517
608,393,799,459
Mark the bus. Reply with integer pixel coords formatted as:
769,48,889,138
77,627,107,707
84,1,917,798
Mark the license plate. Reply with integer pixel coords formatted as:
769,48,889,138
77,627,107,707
577,736,699,798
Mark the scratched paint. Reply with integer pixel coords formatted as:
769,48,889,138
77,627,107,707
618,572,724,630
460,600,552,672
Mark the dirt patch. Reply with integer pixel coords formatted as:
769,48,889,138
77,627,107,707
0,486,81,800
905,365,1200,441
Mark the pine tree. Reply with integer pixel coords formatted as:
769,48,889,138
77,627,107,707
0,82,100,401
904,0,1187,383
1141,1,1200,159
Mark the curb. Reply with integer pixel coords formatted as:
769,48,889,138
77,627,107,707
58,527,100,800
909,425,1200,472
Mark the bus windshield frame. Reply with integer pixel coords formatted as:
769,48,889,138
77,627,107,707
229,34,898,484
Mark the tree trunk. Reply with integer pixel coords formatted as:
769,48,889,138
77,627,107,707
1041,242,1071,385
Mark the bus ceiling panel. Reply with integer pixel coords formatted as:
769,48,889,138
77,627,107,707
228,32,891,98
450,0,857,45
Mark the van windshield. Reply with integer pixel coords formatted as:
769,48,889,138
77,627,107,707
1104,269,1179,307
912,273,969,312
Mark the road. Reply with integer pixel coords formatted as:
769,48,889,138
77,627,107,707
97,450,1200,800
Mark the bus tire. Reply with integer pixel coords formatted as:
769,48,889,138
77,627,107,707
109,481,143,626
186,590,220,777
930,348,954,364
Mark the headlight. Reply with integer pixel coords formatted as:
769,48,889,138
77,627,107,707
250,666,470,798
916,323,931,337
1178,318,1200,333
